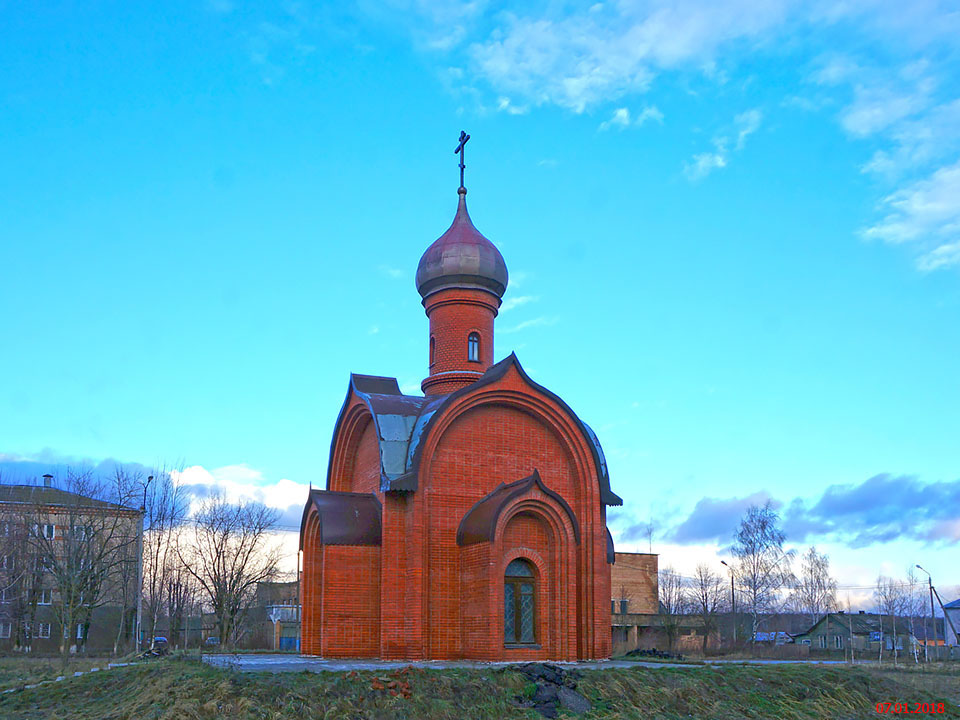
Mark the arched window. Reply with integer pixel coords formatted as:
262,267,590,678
504,558,536,645
467,332,480,362
430,336,436,366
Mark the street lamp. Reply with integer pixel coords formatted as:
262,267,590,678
916,565,936,662
721,560,736,645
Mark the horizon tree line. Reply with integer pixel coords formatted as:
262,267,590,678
0,465,287,656
654,501,952,656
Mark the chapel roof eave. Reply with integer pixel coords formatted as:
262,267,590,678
298,488,382,549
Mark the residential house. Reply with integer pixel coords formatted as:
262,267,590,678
0,478,142,653
795,611,928,657
944,598,959,646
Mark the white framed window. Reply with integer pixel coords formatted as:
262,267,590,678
0,622,10,639
77,623,84,640
467,332,480,362
834,635,843,649
72,525,91,541
0,587,9,604
818,635,827,649
33,524,55,539
37,622,51,638
38,589,52,605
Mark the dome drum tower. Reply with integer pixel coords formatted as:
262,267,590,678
416,186,509,395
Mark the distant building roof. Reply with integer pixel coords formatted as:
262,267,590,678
944,598,960,609
803,612,942,638
0,483,136,512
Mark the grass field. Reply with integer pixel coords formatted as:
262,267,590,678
0,656,956,719
0,655,121,691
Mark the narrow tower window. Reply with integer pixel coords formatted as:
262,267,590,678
467,332,480,362
430,336,436,366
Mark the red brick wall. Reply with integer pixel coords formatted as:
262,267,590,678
422,287,499,394
317,545,380,657
351,419,380,496
459,542,491,659
300,509,381,658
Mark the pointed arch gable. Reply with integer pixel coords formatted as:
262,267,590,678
457,469,581,547
393,354,621,506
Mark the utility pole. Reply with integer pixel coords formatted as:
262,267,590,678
917,565,934,662
721,560,736,646
135,475,153,653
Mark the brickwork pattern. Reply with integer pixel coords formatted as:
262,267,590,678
611,552,658,614
421,287,499,395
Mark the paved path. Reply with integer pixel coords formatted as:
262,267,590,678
201,654,847,673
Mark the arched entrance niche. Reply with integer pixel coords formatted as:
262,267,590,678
457,470,579,660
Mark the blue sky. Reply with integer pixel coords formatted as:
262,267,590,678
1,1,958,600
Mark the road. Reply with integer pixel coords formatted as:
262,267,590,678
201,654,848,673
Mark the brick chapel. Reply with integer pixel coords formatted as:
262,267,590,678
299,143,622,660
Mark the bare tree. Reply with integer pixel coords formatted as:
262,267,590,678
164,553,198,650
141,468,188,648
875,574,907,665
21,468,142,662
688,563,726,653
0,503,41,652
658,566,686,652
902,567,926,664
177,491,281,649
732,502,796,643
790,546,838,626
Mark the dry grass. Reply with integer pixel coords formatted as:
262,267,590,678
0,656,955,719
0,655,123,691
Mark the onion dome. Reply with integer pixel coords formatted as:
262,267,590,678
415,188,509,300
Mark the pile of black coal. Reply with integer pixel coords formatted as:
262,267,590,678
511,663,592,718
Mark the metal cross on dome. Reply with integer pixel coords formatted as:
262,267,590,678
454,130,470,190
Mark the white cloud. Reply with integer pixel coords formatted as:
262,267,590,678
468,2,793,112
171,464,310,525
499,295,539,312
862,158,960,270
735,108,762,149
841,83,931,137
599,107,631,131
496,96,529,115
599,105,663,131
500,316,560,334
637,104,664,125
684,108,760,180
684,150,727,181
861,98,960,177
